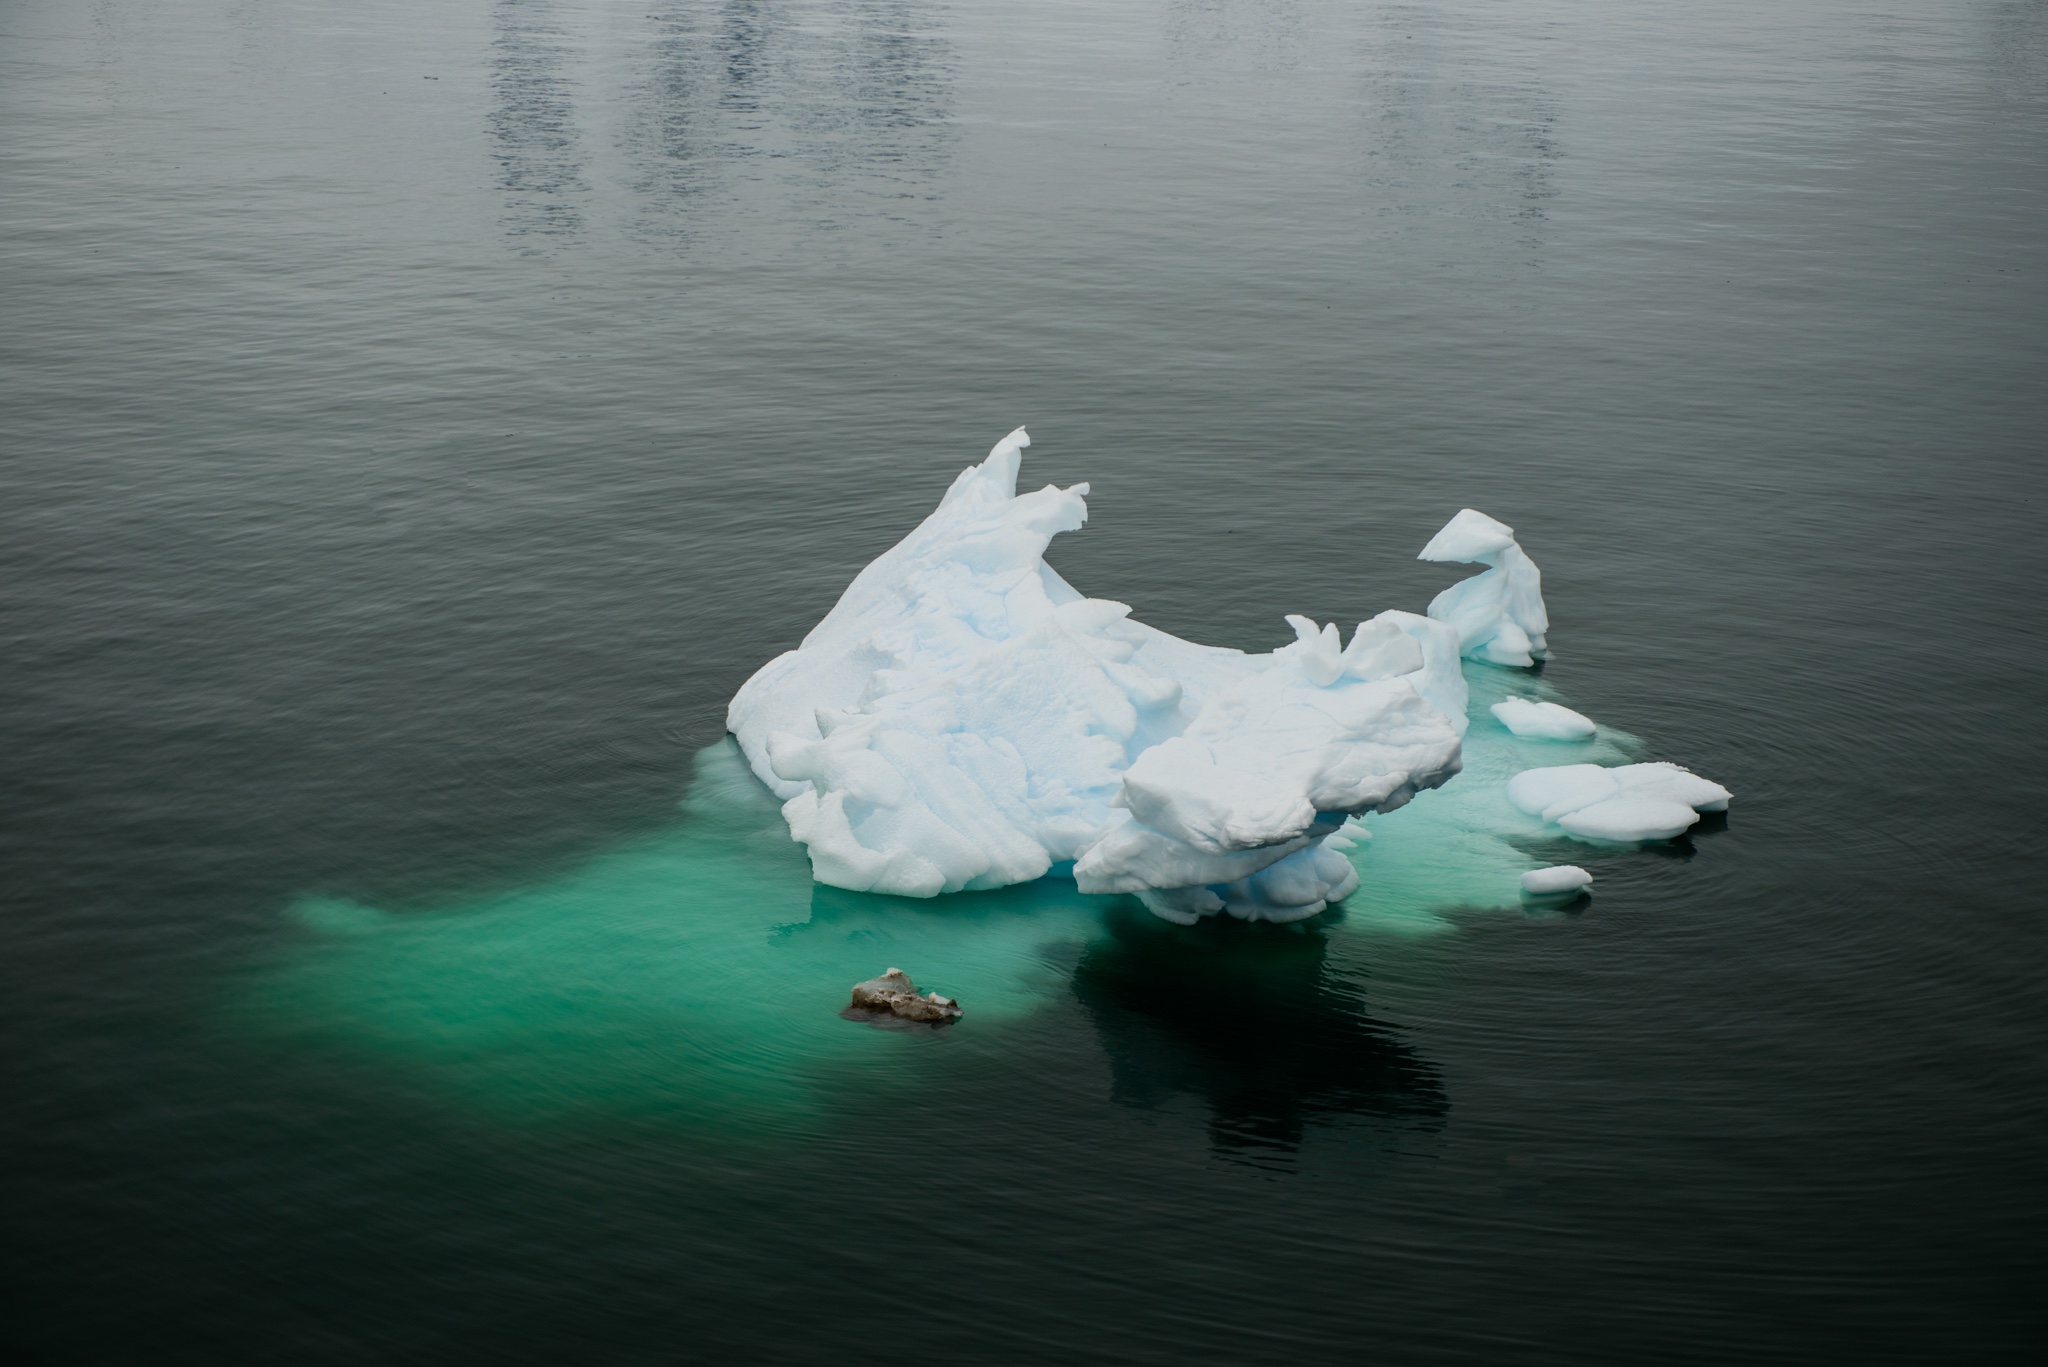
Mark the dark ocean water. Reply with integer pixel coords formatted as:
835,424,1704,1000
3,0,2044,1362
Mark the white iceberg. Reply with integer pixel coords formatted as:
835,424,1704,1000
727,428,1470,922
1506,762,1732,842
1422,509,1550,666
1491,697,1597,741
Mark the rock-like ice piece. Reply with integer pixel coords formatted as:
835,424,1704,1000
848,968,963,1023
1491,697,1597,741
1507,762,1732,842
728,428,1467,921
1520,864,1593,895
1420,509,1550,666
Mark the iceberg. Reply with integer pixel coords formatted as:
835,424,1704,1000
728,428,1733,922
1421,508,1550,666
727,428,1467,922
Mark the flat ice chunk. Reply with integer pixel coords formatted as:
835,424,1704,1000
1558,795,1699,842
1507,762,1732,842
1420,509,1550,667
1491,697,1596,741
1506,764,1622,823
727,428,1467,920
1521,864,1593,895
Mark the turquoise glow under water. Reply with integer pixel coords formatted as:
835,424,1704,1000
242,662,1649,1124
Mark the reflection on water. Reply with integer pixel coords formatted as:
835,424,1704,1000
491,0,589,240
1074,904,1446,1168
1352,2,1564,256
641,0,955,236
1164,0,1315,71
484,0,961,246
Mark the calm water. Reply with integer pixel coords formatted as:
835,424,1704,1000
3,0,2045,1362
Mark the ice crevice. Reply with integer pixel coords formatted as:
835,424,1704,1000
727,428,1731,924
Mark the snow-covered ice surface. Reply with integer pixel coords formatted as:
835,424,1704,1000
730,428,1466,924
729,429,1733,925
1507,762,1733,843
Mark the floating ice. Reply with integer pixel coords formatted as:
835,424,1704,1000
1421,509,1550,666
1507,762,1732,842
728,428,1468,922
1491,697,1597,741
847,967,963,1023
1520,864,1593,896
259,452,1735,1118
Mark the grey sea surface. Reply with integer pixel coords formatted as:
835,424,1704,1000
2,0,2044,1362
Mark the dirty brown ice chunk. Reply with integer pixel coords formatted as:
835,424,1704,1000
849,968,963,1023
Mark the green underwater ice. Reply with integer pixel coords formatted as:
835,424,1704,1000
243,663,1642,1124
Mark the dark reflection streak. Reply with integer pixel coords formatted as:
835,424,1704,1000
489,0,588,242
717,0,768,118
1347,4,1564,261
1986,0,2048,96
626,0,953,241
632,6,713,211
1164,0,1310,72
1508,53,1563,251
1074,905,1446,1170
844,1,953,176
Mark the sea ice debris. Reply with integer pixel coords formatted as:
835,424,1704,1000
1507,762,1732,842
1491,697,1597,741
1558,794,1699,842
1520,864,1593,895
848,968,963,1023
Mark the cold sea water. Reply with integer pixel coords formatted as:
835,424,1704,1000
3,0,2044,1362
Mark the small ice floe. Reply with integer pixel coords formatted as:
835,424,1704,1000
846,968,963,1024
1490,697,1596,741
1507,762,1732,842
1520,864,1593,896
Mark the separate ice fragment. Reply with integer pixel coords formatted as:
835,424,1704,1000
1491,697,1597,741
1420,509,1550,666
1508,762,1732,842
1521,865,1593,895
847,968,963,1023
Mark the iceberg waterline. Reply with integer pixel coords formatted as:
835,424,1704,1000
729,428,1731,923
249,675,1664,1126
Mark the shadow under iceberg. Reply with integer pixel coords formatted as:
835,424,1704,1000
1072,904,1447,1168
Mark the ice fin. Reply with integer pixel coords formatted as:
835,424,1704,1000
1420,508,1550,665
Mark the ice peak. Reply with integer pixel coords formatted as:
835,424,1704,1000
727,428,1467,922
1421,508,1551,667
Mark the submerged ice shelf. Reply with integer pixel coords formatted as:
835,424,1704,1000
729,428,1731,924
